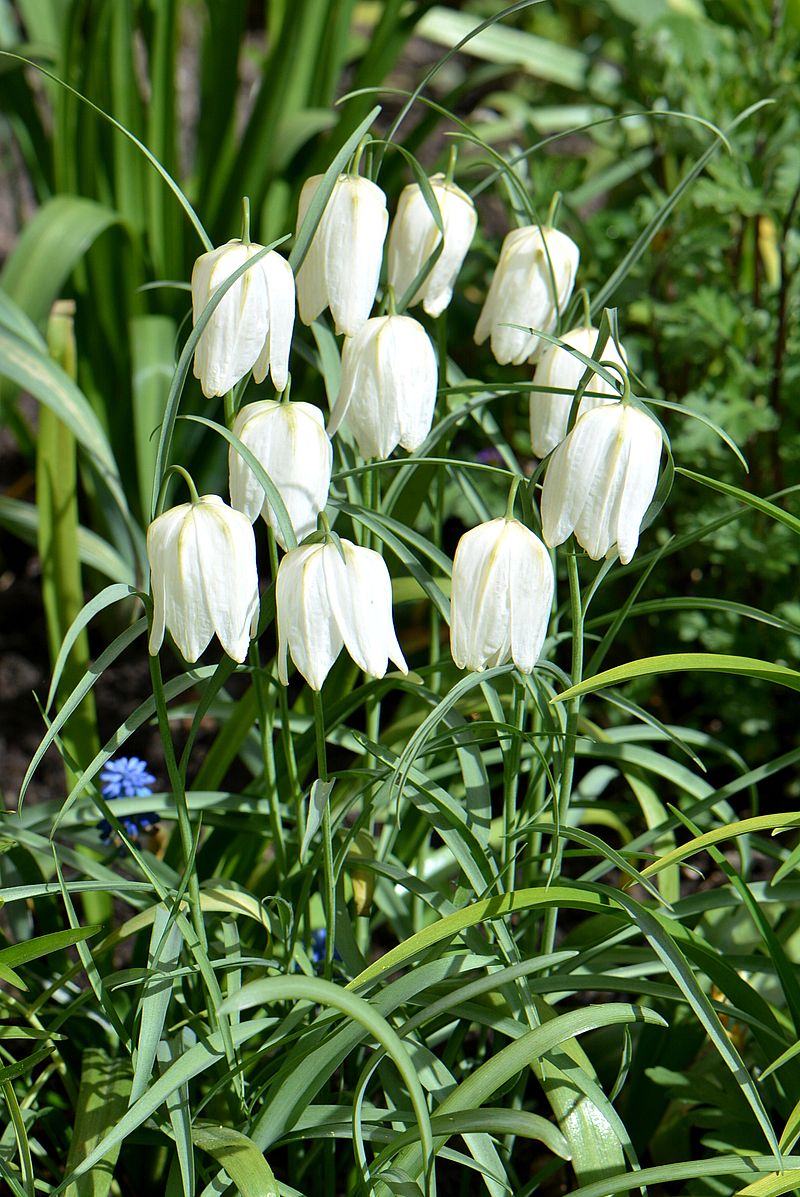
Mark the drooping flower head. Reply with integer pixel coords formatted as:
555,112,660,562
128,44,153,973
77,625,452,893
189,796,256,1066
530,325,628,459
327,314,437,459
541,403,663,565
295,173,388,336
191,240,295,397
277,539,407,691
474,224,579,366
147,495,259,663
450,517,554,674
229,399,333,549
387,173,477,318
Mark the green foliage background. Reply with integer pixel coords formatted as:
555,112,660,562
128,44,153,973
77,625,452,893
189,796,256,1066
0,2,799,1196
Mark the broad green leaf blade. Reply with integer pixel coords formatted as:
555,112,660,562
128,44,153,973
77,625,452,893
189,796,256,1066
63,1049,132,1197
55,1020,274,1194
219,976,434,1174
192,1124,279,1197
0,322,131,525
0,498,134,585
0,195,122,327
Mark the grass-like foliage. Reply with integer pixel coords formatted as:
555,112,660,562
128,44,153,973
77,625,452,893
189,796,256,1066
1,2,799,1195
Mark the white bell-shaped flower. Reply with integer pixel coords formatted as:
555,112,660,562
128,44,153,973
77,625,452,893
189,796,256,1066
327,314,437,459
295,173,388,336
147,495,259,663
530,326,628,459
474,225,579,366
450,517,554,674
229,400,332,549
387,174,477,318
541,403,663,565
277,539,408,690
191,240,295,397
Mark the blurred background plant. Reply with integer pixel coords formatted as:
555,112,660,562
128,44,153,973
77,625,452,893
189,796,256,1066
1,1,799,1195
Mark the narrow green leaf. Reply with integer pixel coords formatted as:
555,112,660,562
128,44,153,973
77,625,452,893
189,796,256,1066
554,654,800,704
0,925,101,969
678,466,800,537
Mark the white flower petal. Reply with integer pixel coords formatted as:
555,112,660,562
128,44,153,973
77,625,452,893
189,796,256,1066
323,176,388,336
277,544,343,689
475,225,580,366
530,326,627,458
450,518,553,674
387,175,477,318
508,524,554,672
230,400,332,547
191,241,270,397
295,176,329,326
332,542,407,677
542,404,663,563
252,251,296,392
328,315,436,459
147,495,258,663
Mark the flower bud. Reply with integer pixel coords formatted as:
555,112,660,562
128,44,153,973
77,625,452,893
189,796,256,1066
327,314,437,459
295,174,388,336
387,174,477,318
474,225,579,366
147,495,259,662
530,326,627,459
541,404,663,565
191,240,295,397
229,400,332,549
277,539,408,690
450,517,554,674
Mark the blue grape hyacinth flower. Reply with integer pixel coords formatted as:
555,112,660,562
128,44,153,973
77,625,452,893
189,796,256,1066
97,756,159,844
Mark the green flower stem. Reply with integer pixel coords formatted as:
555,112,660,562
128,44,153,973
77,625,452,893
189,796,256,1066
504,475,521,520
581,287,592,328
546,190,562,228
148,653,208,955
313,689,335,980
501,678,526,887
349,135,368,177
445,144,458,185
241,195,251,244
540,545,583,956
249,637,287,876
154,464,199,515
361,468,375,552
430,310,449,684
149,651,244,1104
267,528,302,831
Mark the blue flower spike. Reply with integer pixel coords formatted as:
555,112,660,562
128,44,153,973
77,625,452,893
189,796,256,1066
97,756,160,845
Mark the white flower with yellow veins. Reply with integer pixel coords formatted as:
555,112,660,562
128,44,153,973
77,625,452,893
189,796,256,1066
327,313,437,459
530,325,628,459
277,538,408,691
229,399,332,550
295,172,388,336
387,173,477,318
147,494,259,663
474,224,579,366
450,515,554,674
541,402,663,565
191,239,295,397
